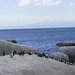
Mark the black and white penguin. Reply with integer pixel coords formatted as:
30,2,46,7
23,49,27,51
10,50,16,58
3,52,5,56
21,51,25,55
42,52,45,57
22,51,25,55
38,53,43,57
13,50,17,56
45,54,49,58
28,52,33,55
10,52,13,58
18,52,21,55
18,51,22,55
53,57,56,60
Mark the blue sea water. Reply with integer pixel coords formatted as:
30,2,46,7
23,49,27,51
0,27,75,54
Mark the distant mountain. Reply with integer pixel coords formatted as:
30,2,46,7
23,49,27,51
0,22,75,29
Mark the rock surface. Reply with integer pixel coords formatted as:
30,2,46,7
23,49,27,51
0,40,39,56
59,46,75,63
56,41,75,46
50,52,69,62
0,54,75,75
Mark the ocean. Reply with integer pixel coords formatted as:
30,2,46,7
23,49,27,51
0,27,75,54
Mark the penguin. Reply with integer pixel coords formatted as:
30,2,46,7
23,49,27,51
22,51,25,55
20,51,23,55
42,52,45,57
13,50,17,56
18,52,21,55
18,51,22,55
10,53,13,58
28,52,33,55
38,53,43,57
53,57,56,60
45,54,49,58
3,52,5,56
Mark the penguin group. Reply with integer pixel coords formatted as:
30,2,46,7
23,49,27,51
2,50,75,66
2,50,50,59
9,50,35,58
18,51,25,56
38,52,50,58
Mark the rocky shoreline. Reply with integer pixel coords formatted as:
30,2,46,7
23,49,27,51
55,41,75,63
0,40,40,56
0,40,75,75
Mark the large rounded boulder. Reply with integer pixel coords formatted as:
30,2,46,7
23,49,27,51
0,40,39,56
59,46,75,63
56,41,75,46
50,52,69,62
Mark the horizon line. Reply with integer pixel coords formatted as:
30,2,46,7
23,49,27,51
0,27,75,30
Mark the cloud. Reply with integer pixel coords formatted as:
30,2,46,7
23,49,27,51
0,13,75,27
69,2,75,5
17,0,38,6
34,0,62,7
17,0,62,6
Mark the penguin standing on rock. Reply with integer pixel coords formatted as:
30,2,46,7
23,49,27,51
13,50,17,56
18,52,21,55
38,53,43,57
10,53,13,58
53,57,56,60
10,51,13,58
10,51,15,58
22,51,25,55
18,51,22,55
28,52,33,55
42,52,45,57
45,54,49,58
3,52,5,56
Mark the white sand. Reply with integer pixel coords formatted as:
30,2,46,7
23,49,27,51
0,54,75,75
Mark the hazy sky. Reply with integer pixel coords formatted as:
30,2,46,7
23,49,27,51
0,0,75,29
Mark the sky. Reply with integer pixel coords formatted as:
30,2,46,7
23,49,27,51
0,0,75,29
